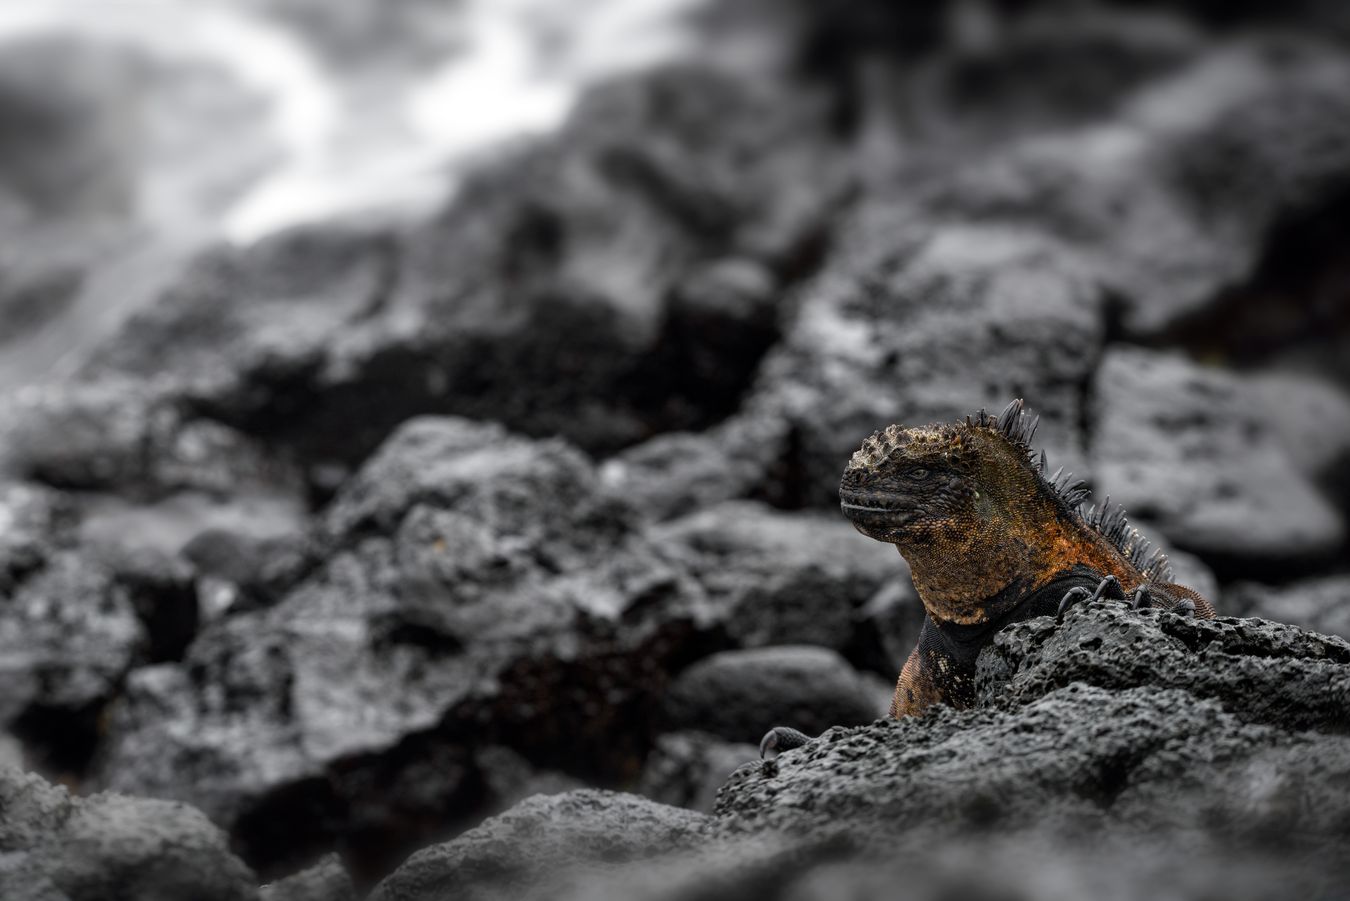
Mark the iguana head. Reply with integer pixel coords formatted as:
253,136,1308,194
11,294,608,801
838,400,1046,548
839,400,1172,624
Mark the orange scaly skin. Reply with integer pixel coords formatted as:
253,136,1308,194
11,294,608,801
838,400,1214,719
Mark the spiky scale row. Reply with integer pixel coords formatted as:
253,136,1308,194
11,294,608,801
978,399,1172,584
850,423,911,471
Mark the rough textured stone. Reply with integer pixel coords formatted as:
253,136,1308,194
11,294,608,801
978,602,1350,733
1226,576,1350,644
0,482,72,593
366,791,710,901
260,855,354,901
90,417,718,878
637,731,758,814
84,67,839,466
845,577,926,679
598,410,792,521
718,682,1350,857
661,646,883,745
653,501,905,653
1092,347,1345,572
757,217,1103,505
0,381,307,553
0,37,138,219
0,554,143,770
6,4,1350,898
0,763,257,901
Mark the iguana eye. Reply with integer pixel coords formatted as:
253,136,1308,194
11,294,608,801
908,467,930,481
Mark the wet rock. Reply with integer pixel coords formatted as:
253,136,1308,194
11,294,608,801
0,36,139,220
637,731,758,814
845,577,926,679
598,409,793,521
561,827,1325,901
260,855,354,901
416,676,1350,900
0,482,73,592
1154,42,1350,246
366,790,709,901
1091,347,1345,573
0,381,310,606
919,40,1350,343
0,381,303,501
84,66,838,466
1226,576,1350,644
0,763,257,901
81,227,400,462
472,746,585,814
90,417,717,878
977,602,1350,733
919,8,1202,139
719,683,1350,842
0,554,143,774
758,216,1103,505
97,545,199,664
750,835,1325,901
661,646,883,745
653,501,904,653
181,528,311,615
0,257,84,355
1246,370,1350,500
1111,41,1350,336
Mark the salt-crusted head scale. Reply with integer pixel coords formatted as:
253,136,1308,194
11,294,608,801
840,399,1171,582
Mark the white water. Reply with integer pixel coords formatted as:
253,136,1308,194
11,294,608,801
0,0,707,243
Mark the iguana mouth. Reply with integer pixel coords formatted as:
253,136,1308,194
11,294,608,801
839,494,913,532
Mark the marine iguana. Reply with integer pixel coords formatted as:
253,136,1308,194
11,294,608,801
760,399,1214,758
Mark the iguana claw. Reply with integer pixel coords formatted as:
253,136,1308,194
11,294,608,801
1170,597,1197,617
1056,587,1092,619
759,726,812,759
1132,584,1197,617
1057,575,1126,620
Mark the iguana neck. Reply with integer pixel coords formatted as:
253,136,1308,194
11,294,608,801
896,500,1128,626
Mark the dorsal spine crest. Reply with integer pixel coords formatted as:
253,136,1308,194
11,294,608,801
975,399,1173,583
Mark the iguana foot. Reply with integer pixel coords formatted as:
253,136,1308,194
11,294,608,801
759,726,812,759
1057,575,1126,620
1129,585,1197,617
1169,597,1197,617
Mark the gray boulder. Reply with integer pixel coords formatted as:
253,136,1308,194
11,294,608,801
598,410,793,521
82,65,840,465
0,482,72,592
1091,347,1345,572
978,602,1350,733
367,790,709,901
0,554,143,772
755,217,1102,505
661,646,883,745
260,855,354,901
90,417,717,878
0,37,138,220
1226,576,1350,644
637,731,758,813
0,763,256,901
653,501,906,653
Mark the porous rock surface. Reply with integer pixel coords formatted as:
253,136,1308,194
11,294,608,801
366,604,1350,901
2,1,1350,898
0,763,256,901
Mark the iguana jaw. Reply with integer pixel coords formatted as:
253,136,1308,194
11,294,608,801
839,490,916,542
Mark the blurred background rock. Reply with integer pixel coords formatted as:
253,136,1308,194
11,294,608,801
1,1,1349,899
